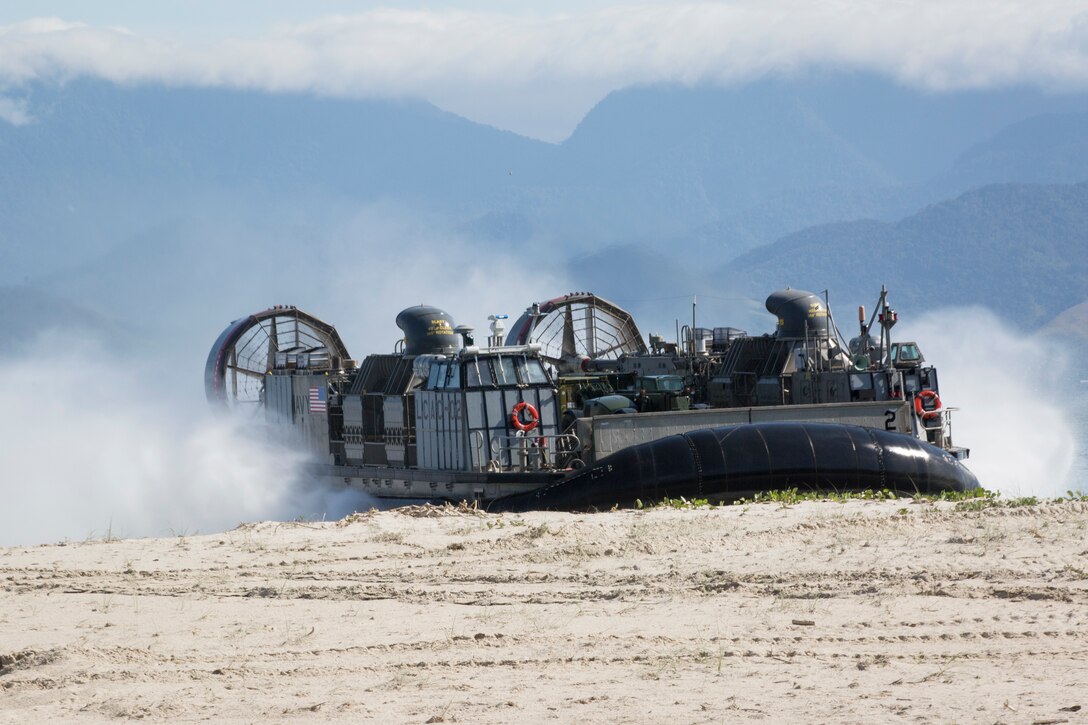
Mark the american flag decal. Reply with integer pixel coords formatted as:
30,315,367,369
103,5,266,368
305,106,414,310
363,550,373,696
309,386,327,414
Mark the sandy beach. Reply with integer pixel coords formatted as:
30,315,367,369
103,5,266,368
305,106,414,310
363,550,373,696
3,499,1088,723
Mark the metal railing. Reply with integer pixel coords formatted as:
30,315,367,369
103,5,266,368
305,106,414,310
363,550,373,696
916,405,958,449
485,432,582,472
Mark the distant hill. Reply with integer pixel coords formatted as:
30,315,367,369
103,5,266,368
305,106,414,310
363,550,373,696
1044,299,1088,343
719,182,1088,329
558,77,1088,251
947,112,1088,187
0,80,551,281
4,76,1088,348
0,285,134,356
5,75,1088,287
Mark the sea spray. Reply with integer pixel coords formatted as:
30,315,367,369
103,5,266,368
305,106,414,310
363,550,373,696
901,307,1077,497
0,333,372,546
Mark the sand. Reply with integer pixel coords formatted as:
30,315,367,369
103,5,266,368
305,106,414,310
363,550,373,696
2,499,1088,723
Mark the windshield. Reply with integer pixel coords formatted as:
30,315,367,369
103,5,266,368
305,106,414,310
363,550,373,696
427,362,445,389
494,356,519,386
465,357,493,387
464,355,550,387
442,362,461,389
893,343,921,363
519,357,550,385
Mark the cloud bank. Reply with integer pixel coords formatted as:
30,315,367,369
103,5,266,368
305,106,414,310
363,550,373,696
2,3,1088,138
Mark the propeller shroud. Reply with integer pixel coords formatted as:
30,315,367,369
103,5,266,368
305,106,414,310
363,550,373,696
204,306,350,410
505,293,647,372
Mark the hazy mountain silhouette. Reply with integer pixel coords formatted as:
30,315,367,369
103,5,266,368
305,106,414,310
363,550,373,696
946,112,1088,187
555,77,1088,251
1044,299,1088,345
0,285,134,355
719,182,1088,329
0,80,550,280
3,75,1088,340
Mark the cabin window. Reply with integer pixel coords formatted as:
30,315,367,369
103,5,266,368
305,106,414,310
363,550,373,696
495,356,519,386
428,362,447,389
521,357,549,385
444,362,461,389
435,365,447,388
893,343,922,364
477,359,495,387
465,358,482,387
435,362,459,389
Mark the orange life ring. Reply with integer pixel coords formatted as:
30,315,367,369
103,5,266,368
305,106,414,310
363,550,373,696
510,401,540,432
913,390,942,421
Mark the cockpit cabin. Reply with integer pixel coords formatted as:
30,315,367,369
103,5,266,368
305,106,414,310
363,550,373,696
412,348,559,472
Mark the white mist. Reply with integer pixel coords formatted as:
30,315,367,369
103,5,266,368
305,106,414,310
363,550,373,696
901,307,1077,497
0,334,372,546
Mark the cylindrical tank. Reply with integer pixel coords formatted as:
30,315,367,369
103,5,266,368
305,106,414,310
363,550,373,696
396,306,461,355
766,289,830,338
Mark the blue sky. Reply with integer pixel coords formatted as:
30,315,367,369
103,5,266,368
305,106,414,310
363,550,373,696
0,1,602,37
2,2,1087,140
0,2,409,35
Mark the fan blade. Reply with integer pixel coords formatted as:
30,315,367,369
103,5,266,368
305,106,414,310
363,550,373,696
267,316,279,372
585,300,596,357
225,364,268,380
562,306,577,358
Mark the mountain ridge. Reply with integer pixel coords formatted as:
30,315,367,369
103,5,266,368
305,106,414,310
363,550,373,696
719,181,1088,329
3,76,1088,341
